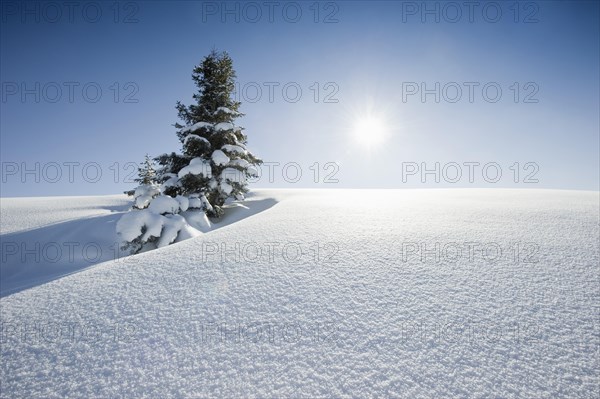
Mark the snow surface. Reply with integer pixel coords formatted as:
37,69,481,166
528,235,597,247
0,195,130,235
1,189,598,398
0,196,131,297
0,193,272,297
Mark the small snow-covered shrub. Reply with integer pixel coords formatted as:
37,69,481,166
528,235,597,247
116,209,164,253
132,184,161,209
117,192,214,254
147,195,180,214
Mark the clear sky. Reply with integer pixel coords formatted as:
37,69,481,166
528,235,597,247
1,0,598,196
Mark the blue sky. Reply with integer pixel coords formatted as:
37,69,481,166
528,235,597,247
1,0,598,196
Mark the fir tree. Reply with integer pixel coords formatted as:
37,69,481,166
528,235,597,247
156,50,262,217
135,154,157,185
124,154,157,196
118,50,262,254
129,154,160,210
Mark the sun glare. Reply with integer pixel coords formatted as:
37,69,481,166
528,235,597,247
353,115,389,149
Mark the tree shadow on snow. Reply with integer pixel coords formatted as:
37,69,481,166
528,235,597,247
0,197,278,298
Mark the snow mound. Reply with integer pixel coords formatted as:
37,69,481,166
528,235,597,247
181,208,212,230
178,157,211,178
116,208,164,242
116,210,189,248
133,184,160,209
211,150,230,166
220,180,233,195
188,196,202,209
156,214,187,247
1,192,275,297
175,195,189,212
148,195,180,214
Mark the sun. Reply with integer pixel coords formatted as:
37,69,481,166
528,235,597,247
353,114,389,149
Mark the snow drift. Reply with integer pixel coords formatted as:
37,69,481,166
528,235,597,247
0,193,276,297
0,189,598,398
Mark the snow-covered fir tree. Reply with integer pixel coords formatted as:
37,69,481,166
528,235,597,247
156,49,262,217
117,50,262,253
136,154,157,185
130,154,160,210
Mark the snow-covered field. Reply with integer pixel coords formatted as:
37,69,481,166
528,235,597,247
0,195,131,235
1,189,598,398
